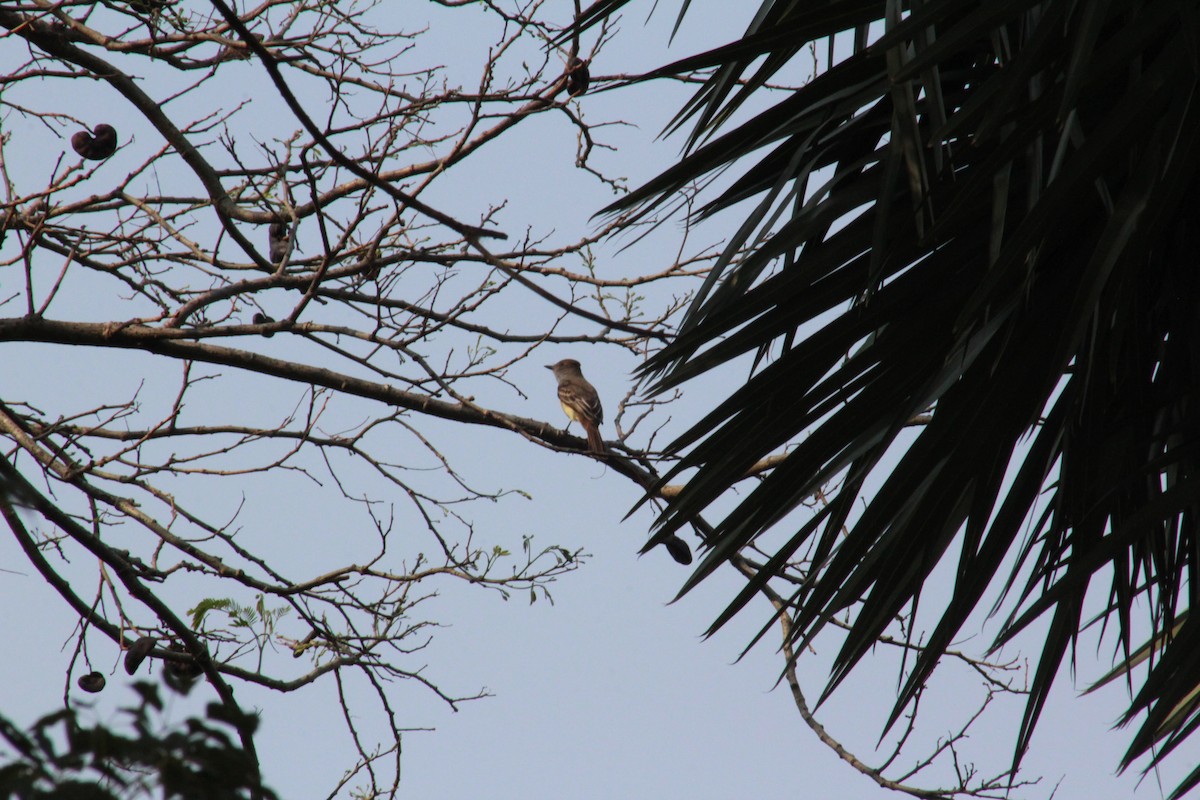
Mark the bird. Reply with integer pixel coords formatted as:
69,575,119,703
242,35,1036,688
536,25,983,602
546,359,605,454
71,124,118,161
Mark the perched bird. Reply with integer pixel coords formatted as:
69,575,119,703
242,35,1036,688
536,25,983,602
546,359,605,454
566,58,590,97
71,124,118,161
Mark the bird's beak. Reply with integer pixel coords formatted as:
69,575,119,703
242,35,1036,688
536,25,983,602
544,364,553,370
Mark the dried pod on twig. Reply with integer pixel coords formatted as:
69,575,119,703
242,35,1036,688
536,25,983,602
124,635,156,675
163,642,203,693
664,535,693,565
269,221,291,263
77,671,106,693
566,58,590,97
252,311,276,337
71,124,118,161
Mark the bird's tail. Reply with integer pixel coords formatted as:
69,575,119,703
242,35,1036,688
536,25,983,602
583,420,606,455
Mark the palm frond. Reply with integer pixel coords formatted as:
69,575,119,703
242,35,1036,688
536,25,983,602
594,0,1200,791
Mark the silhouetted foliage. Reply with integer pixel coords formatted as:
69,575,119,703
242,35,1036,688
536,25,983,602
0,682,274,800
575,1,1200,796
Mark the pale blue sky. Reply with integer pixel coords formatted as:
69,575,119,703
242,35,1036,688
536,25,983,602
0,3,1190,798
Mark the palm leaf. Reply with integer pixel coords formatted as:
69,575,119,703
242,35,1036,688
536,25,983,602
587,0,1200,792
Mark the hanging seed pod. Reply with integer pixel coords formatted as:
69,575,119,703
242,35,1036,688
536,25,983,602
252,311,276,337
566,58,590,97
163,643,203,693
664,535,693,565
268,221,291,263
71,124,118,161
77,671,106,693
166,657,204,680
124,635,156,675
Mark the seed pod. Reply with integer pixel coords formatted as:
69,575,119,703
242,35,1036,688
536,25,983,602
167,642,203,677
252,311,276,337
664,535,693,565
268,221,291,263
71,124,118,161
124,635,156,675
163,643,203,693
566,58,590,97
168,657,203,678
168,658,203,678
77,671,106,693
